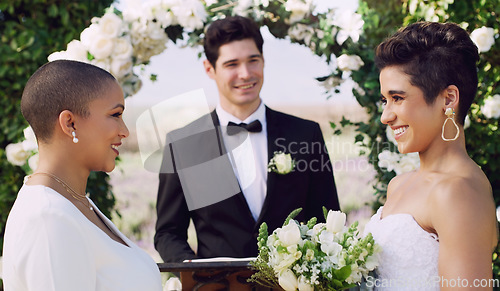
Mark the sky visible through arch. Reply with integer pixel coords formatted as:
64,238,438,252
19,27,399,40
116,0,359,108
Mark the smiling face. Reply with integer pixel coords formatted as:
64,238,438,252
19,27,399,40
204,38,264,113
380,66,444,154
76,81,129,172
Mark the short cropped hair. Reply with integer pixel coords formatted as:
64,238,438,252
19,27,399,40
375,22,479,124
203,16,264,68
21,60,117,143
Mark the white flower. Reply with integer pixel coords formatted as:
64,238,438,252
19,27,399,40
288,24,314,45
470,26,495,53
99,12,124,38
326,210,346,233
385,125,397,145
277,221,302,247
336,54,364,72
22,126,38,151
268,151,295,175
278,269,299,291
285,0,313,24
496,206,500,222
233,0,253,17
171,0,207,30
395,152,420,175
164,276,182,291
378,150,398,172
205,0,218,6
364,254,379,271
332,9,364,45
47,51,70,62
110,58,133,79
481,94,500,119
89,36,115,60
6,142,30,166
112,37,133,60
298,275,314,291
80,23,101,49
464,115,471,129
91,58,111,72
28,153,39,172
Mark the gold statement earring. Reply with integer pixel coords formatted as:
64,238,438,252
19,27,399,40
441,108,459,141
72,131,79,144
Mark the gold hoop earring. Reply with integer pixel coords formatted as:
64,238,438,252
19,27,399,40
441,108,459,141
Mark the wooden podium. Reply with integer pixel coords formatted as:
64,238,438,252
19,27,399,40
158,258,279,291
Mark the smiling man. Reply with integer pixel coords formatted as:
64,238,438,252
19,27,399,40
154,16,340,263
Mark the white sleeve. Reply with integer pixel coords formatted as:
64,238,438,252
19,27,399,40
18,209,96,291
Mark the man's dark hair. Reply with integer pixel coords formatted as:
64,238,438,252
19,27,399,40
203,16,264,68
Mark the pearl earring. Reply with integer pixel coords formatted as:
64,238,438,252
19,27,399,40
72,131,79,144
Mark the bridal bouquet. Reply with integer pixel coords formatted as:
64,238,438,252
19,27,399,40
249,208,380,291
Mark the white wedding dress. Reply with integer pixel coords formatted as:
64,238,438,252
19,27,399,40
363,206,440,290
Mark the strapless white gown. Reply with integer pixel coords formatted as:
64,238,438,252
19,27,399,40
363,206,440,290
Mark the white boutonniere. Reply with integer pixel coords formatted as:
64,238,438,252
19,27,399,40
268,151,295,175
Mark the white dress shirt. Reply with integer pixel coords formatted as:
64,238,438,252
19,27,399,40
216,102,268,221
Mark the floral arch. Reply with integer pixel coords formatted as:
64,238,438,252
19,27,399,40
7,0,500,207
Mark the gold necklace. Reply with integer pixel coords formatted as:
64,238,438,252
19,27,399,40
27,172,93,211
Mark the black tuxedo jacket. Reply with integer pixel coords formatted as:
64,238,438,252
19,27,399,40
154,106,340,263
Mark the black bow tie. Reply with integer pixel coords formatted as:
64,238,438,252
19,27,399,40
227,120,262,136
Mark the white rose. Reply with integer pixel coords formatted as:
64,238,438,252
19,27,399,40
470,26,495,53
80,23,101,49
326,210,346,233
88,36,115,60
277,221,302,247
22,126,38,151
332,10,364,45
337,54,364,72
110,58,133,80
171,0,207,30
395,152,420,175
285,0,313,24
98,12,123,38
6,142,30,166
163,276,182,291
274,152,294,174
278,269,299,291
28,153,39,172
47,51,69,62
66,40,89,62
113,38,133,60
481,94,500,119
91,58,111,72
298,275,314,291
